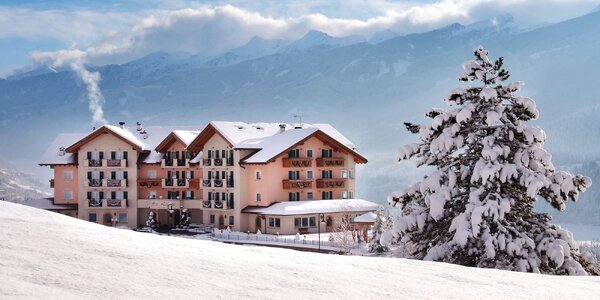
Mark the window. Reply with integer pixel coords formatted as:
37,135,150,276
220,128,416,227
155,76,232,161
342,191,349,199
307,149,313,158
341,170,348,179
349,191,354,199
349,170,355,179
256,193,261,202
63,190,73,200
288,170,300,180
63,171,73,181
322,191,333,200
289,192,300,202
229,216,234,226
268,217,281,228
294,217,317,228
306,171,313,180
256,216,262,228
118,213,127,223
89,213,97,222
322,170,333,179
322,149,333,158
149,190,157,199
210,215,215,224
307,192,313,200
288,149,300,158
255,170,261,180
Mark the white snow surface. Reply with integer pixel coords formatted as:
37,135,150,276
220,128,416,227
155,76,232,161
243,199,380,216
1,201,599,299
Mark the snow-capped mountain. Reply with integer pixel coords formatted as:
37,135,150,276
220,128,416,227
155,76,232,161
0,156,50,202
282,30,366,52
2,9,600,222
369,29,398,44
204,36,290,67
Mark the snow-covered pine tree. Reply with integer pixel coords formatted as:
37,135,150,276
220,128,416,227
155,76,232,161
369,208,390,253
385,46,596,275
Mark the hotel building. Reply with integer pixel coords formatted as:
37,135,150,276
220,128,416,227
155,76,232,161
39,121,378,234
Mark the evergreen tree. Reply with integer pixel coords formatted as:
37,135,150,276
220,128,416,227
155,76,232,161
369,208,390,253
386,46,596,275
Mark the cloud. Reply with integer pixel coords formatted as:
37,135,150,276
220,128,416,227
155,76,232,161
18,0,599,125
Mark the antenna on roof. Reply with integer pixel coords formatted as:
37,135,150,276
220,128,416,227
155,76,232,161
293,113,304,124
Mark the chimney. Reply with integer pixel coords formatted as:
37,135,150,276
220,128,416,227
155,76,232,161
279,124,286,133
119,121,126,129
58,147,66,156
136,122,143,131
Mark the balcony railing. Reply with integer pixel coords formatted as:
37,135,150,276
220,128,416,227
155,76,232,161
87,159,102,167
203,159,211,166
316,178,347,189
203,179,212,187
88,198,102,207
49,179,54,188
137,178,161,187
203,200,212,208
106,159,126,167
161,159,189,168
162,178,189,188
214,158,223,166
107,198,127,207
282,157,313,168
214,179,223,188
282,179,313,189
88,179,102,187
214,201,223,209
107,179,126,188
316,157,345,167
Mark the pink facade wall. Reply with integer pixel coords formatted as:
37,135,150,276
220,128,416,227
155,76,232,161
52,165,79,204
244,136,357,207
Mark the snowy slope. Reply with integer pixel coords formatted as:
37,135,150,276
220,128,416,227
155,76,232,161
0,201,599,299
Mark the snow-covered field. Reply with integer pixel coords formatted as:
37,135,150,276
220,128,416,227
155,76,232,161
1,201,599,299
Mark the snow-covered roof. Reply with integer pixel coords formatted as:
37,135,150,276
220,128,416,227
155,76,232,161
39,133,86,165
19,198,77,210
41,125,200,165
353,211,377,223
203,121,364,164
173,130,200,146
242,199,380,216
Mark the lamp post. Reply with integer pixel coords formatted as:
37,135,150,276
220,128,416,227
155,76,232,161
318,213,324,251
167,203,174,230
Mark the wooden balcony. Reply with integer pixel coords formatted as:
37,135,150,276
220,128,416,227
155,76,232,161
282,157,313,168
137,178,162,188
282,179,313,189
189,178,201,190
316,178,347,189
85,159,103,167
49,179,54,188
316,157,345,167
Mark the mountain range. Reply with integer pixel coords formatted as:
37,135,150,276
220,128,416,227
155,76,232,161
1,10,600,225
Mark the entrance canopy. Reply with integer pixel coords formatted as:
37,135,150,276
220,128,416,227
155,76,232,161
242,199,380,216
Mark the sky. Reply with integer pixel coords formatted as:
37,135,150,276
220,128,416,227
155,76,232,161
0,0,598,77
